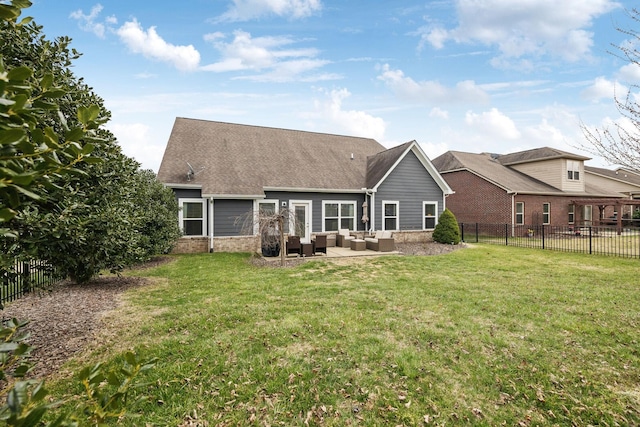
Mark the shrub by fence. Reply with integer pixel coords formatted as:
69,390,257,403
1,259,64,309
459,223,640,259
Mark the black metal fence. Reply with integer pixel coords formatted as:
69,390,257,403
1,259,64,309
459,223,640,259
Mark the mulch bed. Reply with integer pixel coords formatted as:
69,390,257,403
2,244,462,379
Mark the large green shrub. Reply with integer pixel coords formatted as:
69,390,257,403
0,0,180,283
432,208,461,244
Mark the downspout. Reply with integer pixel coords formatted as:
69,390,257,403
369,189,376,232
511,192,518,237
209,197,214,253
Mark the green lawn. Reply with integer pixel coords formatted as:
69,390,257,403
49,245,640,426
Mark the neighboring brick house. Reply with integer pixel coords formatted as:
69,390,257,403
157,118,453,253
432,147,635,229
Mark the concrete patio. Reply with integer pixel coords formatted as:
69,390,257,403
261,245,401,261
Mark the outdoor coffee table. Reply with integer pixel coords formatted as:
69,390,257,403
350,239,366,251
300,242,314,257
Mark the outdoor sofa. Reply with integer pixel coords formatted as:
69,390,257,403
364,230,395,252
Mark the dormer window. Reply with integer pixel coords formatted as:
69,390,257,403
567,160,580,181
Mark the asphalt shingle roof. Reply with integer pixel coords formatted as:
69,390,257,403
157,118,388,196
432,150,619,197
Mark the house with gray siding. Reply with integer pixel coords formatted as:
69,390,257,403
157,118,453,253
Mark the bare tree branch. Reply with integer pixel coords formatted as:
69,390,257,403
234,207,297,266
581,8,640,170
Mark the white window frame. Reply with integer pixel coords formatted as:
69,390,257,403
567,160,581,181
254,199,279,235
178,198,207,237
423,201,438,230
568,204,575,225
584,205,593,223
382,201,399,231
515,202,524,225
542,203,550,225
322,200,357,232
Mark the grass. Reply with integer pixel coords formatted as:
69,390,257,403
47,245,640,426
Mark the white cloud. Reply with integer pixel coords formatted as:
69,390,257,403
116,19,201,71
70,4,115,38
617,63,640,84
465,108,520,140
313,89,386,140
107,122,164,171
215,0,322,22
580,77,625,102
377,64,489,104
429,107,449,119
417,0,618,66
202,30,334,81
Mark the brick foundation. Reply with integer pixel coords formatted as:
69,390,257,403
171,236,260,254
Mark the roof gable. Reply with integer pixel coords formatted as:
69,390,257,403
367,141,453,194
157,118,386,196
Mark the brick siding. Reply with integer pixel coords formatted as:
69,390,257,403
442,171,512,224
442,170,618,226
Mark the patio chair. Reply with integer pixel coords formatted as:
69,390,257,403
313,234,327,255
336,228,355,248
286,235,301,256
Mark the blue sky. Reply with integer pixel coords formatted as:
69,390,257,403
24,0,639,172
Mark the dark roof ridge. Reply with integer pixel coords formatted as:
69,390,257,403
174,117,379,142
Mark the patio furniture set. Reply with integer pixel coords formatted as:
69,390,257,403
284,229,395,257
285,235,327,257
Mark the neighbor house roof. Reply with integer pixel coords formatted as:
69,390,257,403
157,118,388,197
497,146,590,165
433,150,618,197
585,166,640,187
432,151,561,193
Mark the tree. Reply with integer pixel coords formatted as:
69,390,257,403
581,8,640,170
1,0,180,283
0,3,158,425
432,208,461,245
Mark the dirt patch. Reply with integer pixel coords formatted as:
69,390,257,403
1,256,174,379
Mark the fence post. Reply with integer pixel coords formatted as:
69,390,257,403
460,223,464,242
589,226,593,254
542,225,545,249
505,223,509,246
475,223,479,243
21,261,31,294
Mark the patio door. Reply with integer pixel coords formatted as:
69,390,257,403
290,201,311,243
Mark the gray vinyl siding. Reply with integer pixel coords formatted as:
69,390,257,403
265,191,367,232
213,199,252,237
374,151,444,231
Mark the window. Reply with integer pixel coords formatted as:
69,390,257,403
515,202,524,225
179,199,207,236
542,203,550,225
584,205,592,222
257,200,278,235
322,201,356,231
423,202,438,229
258,200,277,216
567,160,580,181
383,201,399,230
568,204,575,224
